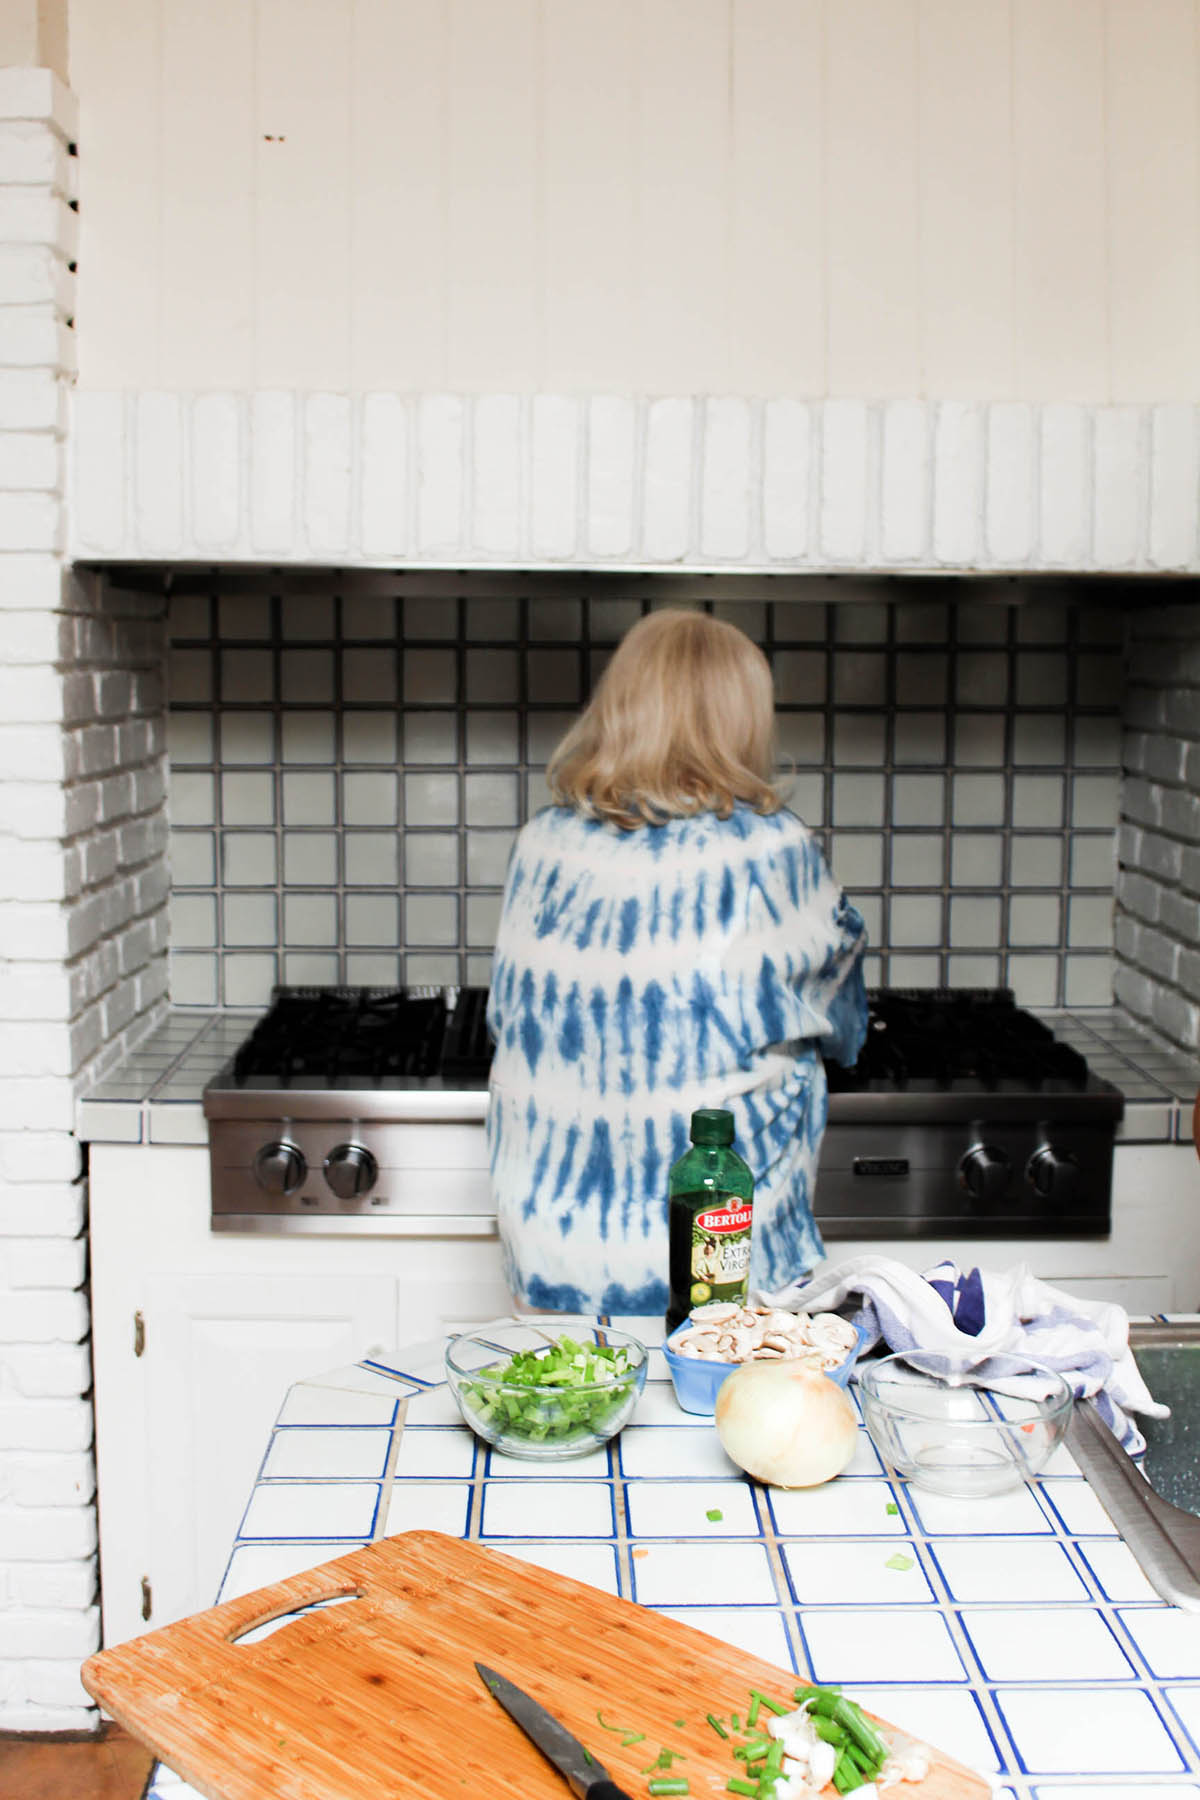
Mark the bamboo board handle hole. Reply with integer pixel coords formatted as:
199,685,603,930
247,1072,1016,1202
227,1589,364,1647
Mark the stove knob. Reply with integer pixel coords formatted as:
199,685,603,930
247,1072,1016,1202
1027,1144,1080,1204
253,1140,307,1196
324,1143,379,1200
958,1144,1012,1201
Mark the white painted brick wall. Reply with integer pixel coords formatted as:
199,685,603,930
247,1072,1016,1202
1115,602,1200,1058
0,69,170,1732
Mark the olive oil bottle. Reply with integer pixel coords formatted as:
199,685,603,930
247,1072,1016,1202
665,1108,755,1334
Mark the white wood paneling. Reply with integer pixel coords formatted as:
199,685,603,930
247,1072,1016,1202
69,0,1200,404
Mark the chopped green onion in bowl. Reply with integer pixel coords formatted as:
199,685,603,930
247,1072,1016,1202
445,1321,648,1460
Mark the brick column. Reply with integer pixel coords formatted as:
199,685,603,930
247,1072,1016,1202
0,67,170,1731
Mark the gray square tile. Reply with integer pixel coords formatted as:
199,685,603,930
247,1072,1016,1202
892,773,946,828
283,832,338,886
169,893,217,949
343,711,397,765
169,648,214,704
949,895,1003,949
405,772,459,826
465,647,520,703
466,711,519,764
404,647,458,703
346,952,402,984
1010,834,1064,887
466,597,521,639
892,711,946,765
466,892,504,948
1068,895,1114,949
170,830,216,886
956,605,1010,645
284,893,339,947
588,599,643,642
526,711,575,765
1015,652,1069,706
1064,955,1113,1006
167,712,213,765
955,651,1009,707
404,832,460,886
222,832,277,886
344,832,399,886
714,600,766,642
403,712,458,764
282,771,336,826
1015,600,1068,644
1072,715,1122,768
219,594,271,640
221,771,275,826
220,712,275,765
222,954,279,1007
342,595,397,639
465,773,519,827
221,648,274,703
281,711,336,764
833,651,887,707
954,713,1006,767
890,834,944,887
405,953,460,984
282,953,341,984
170,772,216,827
831,834,884,890
169,593,211,638
894,651,948,705
1070,834,1116,887
466,830,516,887
281,593,334,639
776,712,825,765
1076,651,1124,707
527,649,581,704
346,893,400,946
772,599,828,643
526,769,554,815
889,894,944,947
1006,953,1059,1006
281,649,335,704
833,714,886,767
853,893,884,943
405,892,460,947
773,650,827,706
400,598,455,639
1012,774,1065,829
169,951,218,1006
1012,714,1067,766
1008,894,1062,948
950,835,1003,887
343,771,397,827
887,952,942,984
893,601,949,642
832,773,884,828
1072,773,1120,829
585,646,611,688
465,952,495,985
223,893,278,947
834,601,888,643
344,646,399,704
946,953,1002,987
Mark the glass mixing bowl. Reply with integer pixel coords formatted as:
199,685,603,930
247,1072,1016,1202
445,1319,648,1461
857,1349,1075,1498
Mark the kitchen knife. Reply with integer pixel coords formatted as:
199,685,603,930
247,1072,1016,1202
475,1662,636,1800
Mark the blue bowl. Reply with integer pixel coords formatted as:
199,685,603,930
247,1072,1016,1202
663,1319,869,1416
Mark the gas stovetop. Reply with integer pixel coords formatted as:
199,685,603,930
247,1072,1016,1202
202,985,1123,1240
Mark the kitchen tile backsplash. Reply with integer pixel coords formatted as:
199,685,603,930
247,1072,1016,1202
165,589,1124,1009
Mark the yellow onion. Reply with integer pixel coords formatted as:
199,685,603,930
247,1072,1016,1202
714,1359,858,1488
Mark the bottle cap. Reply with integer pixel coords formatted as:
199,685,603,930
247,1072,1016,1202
690,1108,734,1146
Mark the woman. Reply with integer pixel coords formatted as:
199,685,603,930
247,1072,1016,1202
486,609,867,1315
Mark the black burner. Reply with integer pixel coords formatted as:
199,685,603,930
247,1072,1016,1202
231,987,493,1086
826,988,1089,1093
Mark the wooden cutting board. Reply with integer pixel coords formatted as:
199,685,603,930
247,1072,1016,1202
81,1531,988,1800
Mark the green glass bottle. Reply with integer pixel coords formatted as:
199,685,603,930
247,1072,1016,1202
665,1108,755,1334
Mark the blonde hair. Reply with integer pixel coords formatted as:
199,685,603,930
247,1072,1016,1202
546,609,781,830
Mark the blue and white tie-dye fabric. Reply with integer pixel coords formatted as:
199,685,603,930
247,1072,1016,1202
486,803,868,1316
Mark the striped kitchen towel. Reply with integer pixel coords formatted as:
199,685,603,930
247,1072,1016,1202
767,1253,1167,1454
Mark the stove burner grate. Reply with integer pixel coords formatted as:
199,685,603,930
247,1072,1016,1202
826,988,1089,1093
231,986,491,1086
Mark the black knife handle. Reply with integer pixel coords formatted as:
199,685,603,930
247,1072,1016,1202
586,1782,636,1800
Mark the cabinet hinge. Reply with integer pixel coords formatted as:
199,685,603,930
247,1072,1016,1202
133,1310,145,1357
140,1576,152,1621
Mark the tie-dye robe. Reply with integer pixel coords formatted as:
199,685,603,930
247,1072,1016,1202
486,803,868,1315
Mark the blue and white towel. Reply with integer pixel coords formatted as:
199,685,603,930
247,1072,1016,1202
768,1254,1167,1454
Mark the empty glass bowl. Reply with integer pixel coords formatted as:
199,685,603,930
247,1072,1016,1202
857,1350,1075,1498
445,1319,648,1460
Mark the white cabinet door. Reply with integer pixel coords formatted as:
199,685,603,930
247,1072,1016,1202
137,1271,395,1645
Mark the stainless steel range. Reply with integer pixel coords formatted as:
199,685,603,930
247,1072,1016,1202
203,986,1123,1238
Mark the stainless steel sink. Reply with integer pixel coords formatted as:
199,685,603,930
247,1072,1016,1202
1066,1320,1200,1610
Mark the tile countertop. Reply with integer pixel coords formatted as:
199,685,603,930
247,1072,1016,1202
143,1316,1200,1800
76,1007,1200,1146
